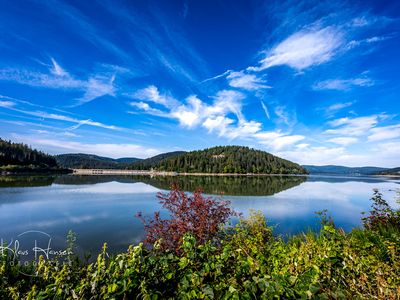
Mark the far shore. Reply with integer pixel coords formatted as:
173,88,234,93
72,169,307,177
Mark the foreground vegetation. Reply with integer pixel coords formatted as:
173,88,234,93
1,189,399,299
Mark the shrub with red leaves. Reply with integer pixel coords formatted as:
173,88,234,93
136,184,235,253
362,189,400,230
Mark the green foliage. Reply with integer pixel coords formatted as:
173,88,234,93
135,146,307,174
0,138,58,169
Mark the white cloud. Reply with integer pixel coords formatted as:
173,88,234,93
0,100,15,108
325,115,379,136
274,106,296,127
328,137,358,146
313,77,374,90
325,101,354,113
248,26,343,71
133,85,178,108
276,146,372,166
78,74,116,104
50,58,69,77
368,124,400,142
261,101,270,119
350,17,370,27
171,95,204,128
129,101,168,117
0,59,118,104
255,131,305,150
224,121,262,140
130,85,305,150
0,101,122,131
203,116,234,135
168,90,246,129
226,71,270,90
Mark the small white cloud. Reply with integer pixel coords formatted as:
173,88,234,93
261,101,270,119
6,107,122,131
78,74,116,104
171,95,204,128
368,124,400,142
227,71,270,90
325,115,379,136
249,26,343,71
325,101,354,113
328,137,358,146
0,58,118,104
132,85,178,108
274,106,296,127
50,58,69,77
255,131,305,150
313,77,374,91
350,17,370,27
0,100,15,108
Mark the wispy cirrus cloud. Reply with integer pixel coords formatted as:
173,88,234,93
0,96,122,131
226,71,270,91
368,124,400,142
261,101,270,119
0,58,119,105
325,101,354,113
255,131,305,150
325,115,379,136
132,85,179,108
248,26,344,71
313,77,374,91
0,100,15,108
328,137,359,146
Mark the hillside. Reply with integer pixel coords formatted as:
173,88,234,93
56,153,141,169
374,167,400,175
0,138,58,170
303,165,388,175
129,151,187,170
136,146,307,174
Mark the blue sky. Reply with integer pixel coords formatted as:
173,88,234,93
0,0,400,166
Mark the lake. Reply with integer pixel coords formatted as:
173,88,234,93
0,174,399,259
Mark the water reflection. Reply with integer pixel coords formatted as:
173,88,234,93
0,174,308,195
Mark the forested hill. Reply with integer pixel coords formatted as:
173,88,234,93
56,153,141,169
374,167,400,175
129,151,186,170
0,138,58,169
135,146,307,174
303,165,388,175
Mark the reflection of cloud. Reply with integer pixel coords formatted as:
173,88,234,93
229,181,399,225
72,182,161,194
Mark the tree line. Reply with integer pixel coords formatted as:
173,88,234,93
134,146,307,174
0,138,57,168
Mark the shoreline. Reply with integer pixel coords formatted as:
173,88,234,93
72,169,307,177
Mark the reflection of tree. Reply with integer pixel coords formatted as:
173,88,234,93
1,175,308,196
135,176,307,196
1,175,307,195
0,175,56,187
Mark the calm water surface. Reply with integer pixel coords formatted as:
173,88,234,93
0,174,399,257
